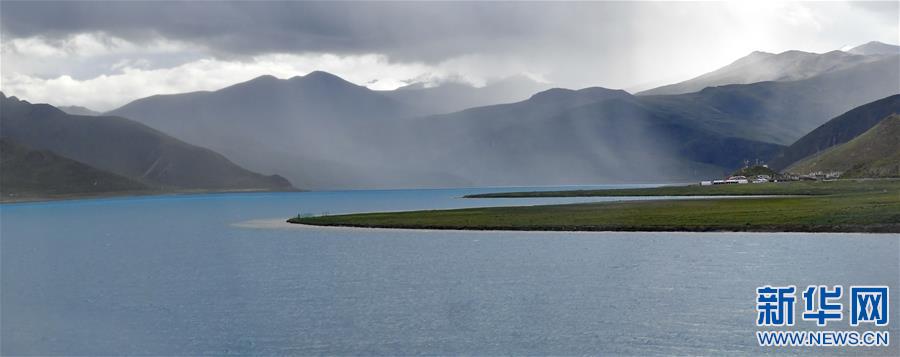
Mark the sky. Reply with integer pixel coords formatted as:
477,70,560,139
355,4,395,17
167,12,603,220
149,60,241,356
1,1,897,111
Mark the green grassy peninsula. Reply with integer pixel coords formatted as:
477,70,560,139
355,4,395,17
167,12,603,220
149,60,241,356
289,180,900,233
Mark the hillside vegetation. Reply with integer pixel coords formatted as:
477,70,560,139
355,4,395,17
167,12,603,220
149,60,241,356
1,139,150,200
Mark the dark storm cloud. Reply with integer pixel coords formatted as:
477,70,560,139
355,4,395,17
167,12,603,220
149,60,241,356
0,1,635,62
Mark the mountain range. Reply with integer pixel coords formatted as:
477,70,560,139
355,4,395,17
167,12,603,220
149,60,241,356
107,44,898,187
5,41,899,191
639,41,898,96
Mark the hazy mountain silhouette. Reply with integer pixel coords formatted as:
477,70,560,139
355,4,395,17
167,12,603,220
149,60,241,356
640,45,891,96
382,76,550,115
769,94,900,170
57,105,100,116
1,93,293,191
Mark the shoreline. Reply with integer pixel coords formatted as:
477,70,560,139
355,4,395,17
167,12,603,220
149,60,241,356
235,218,899,235
287,220,900,234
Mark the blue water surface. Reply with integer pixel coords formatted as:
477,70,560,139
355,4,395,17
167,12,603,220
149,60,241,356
2,186,898,355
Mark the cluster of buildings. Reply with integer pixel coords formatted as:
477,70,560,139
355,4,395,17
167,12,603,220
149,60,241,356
700,174,772,186
697,162,844,186
694,153,852,186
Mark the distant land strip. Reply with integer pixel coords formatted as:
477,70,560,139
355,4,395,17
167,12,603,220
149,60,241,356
462,180,895,198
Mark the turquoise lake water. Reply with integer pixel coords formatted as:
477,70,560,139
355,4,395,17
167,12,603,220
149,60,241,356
2,186,898,355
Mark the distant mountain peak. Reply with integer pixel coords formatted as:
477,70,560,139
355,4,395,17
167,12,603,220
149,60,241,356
822,49,849,55
847,41,900,56
577,87,630,97
858,41,893,48
302,70,346,83
529,87,575,99
215,71,362,97
732,50,775,64
58,105,101,116
249,74,279,83
286,70,363,90
528,87,628,104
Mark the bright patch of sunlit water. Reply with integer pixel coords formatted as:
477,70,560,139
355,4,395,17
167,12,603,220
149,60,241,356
2,185,898,355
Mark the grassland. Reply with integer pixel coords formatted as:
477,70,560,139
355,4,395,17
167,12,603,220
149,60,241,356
289,180,900,232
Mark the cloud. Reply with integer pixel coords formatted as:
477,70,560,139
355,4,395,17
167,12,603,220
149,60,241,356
3,33,181,58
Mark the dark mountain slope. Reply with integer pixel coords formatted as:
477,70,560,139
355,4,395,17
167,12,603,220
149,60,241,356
1,93,293,190
769,94,900,170
787,114,900,178
0,138,149,200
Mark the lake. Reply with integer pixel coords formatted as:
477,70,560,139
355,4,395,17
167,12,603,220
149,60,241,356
2,186,898,355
